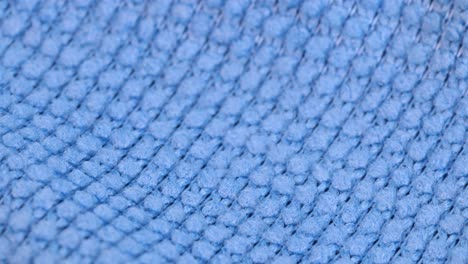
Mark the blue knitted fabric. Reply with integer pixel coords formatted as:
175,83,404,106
0,0,467,263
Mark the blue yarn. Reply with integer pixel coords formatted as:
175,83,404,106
0,0,467,263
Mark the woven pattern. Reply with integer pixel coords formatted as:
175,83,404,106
0,0,467,263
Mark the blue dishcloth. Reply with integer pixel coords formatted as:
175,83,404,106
0,0,467,263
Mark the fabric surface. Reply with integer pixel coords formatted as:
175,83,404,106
0,0,467,263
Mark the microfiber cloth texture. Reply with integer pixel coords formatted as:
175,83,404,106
0,0,467,263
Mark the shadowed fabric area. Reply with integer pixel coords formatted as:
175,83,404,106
0,0,467,263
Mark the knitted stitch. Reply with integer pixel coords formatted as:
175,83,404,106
0,0,467,263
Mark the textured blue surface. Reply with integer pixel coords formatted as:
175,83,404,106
0,0,467,263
